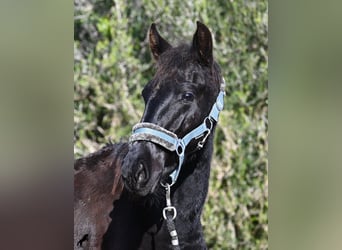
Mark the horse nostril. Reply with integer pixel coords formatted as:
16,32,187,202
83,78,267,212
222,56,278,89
135,162,148,184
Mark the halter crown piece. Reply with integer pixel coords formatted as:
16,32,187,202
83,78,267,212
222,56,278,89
129,78,226,186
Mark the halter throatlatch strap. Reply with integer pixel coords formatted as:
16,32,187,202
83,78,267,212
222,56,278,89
129,78,226,186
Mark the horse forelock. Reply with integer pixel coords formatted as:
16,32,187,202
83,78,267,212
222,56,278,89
153,43,222,95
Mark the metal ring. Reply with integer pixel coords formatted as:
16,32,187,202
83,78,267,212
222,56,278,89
203,117,213,130
176,140,185,156
160,178,175,187
160,181,168,188
163,206,177,220
176,145,183,155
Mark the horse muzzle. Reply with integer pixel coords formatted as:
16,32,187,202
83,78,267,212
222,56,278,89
121,142,165,196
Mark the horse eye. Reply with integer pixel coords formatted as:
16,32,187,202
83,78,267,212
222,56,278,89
182,92,194,102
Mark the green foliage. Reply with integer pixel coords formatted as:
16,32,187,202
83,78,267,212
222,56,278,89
74,0,268,249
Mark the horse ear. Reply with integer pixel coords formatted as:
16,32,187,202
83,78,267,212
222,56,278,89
149,23,172,61
192,21,213,66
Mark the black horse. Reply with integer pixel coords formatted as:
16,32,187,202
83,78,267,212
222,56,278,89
101,21,225,250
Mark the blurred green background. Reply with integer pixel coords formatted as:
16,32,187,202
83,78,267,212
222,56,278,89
74,0,268,249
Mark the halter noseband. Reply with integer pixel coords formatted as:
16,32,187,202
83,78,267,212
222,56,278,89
129,79,226,186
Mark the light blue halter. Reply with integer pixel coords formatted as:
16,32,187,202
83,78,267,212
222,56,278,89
129,79,225,186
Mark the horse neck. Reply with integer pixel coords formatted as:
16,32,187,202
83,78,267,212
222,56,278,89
171,131,215,223
102,134,215,249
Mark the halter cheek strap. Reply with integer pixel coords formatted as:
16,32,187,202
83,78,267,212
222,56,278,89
129,79,226,186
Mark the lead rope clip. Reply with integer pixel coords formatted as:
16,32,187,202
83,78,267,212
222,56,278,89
162,183,177,220
162,183,180,249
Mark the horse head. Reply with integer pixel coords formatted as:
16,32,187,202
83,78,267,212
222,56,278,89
121,21,223,197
